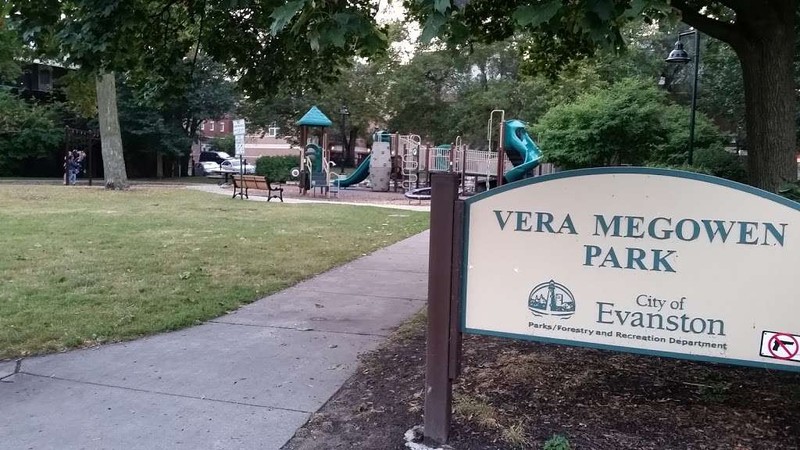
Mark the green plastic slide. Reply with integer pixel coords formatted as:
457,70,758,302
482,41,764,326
333,154,371,188
503,119,543,183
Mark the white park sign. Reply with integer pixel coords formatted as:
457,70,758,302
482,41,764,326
232,119,246,157
461,168,800,372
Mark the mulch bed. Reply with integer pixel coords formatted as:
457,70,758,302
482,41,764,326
283,313,800,450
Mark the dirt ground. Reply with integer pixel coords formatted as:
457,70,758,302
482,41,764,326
283,313,800,450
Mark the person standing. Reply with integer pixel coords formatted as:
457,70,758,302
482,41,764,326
67,150,81,185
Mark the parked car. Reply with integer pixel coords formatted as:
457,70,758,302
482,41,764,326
199,150,233,164
196,151,233,176
220,159,256,174
197,161,220,176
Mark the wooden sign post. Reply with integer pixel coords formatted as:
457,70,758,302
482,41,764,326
424,173,462,444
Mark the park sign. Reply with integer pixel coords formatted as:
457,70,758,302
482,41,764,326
461,168,800,372
232,119,246,136
233,119,246,157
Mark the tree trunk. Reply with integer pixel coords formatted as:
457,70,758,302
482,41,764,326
734,9,797,192
156,152,164,179
95,72,129,189
347,128,358,167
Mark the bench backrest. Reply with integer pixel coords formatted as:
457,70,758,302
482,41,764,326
233,175,275,191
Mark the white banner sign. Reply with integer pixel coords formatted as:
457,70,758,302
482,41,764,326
462,168,800,372
232,119,246,137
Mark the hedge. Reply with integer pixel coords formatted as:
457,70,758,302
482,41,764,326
255,155,298,183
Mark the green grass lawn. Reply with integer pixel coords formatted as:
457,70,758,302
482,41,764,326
0,185,429,359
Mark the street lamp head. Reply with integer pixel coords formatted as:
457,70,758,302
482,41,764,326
339,105,350,116
666,40,691,64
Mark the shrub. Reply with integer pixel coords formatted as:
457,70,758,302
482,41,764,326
647,149,747,184
693,147,747,183
535,79,668,169
255,155,298,183
650,104,727,166
778,181,800,202
535,78,726,172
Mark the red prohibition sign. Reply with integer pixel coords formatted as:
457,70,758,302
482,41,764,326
767,333,799,360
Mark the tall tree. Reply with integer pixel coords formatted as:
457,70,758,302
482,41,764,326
8,1,194,188
406,0,798,192
11,0,386,186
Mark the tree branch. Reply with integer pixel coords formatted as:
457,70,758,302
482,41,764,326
188,0,207,85
670,0,739,46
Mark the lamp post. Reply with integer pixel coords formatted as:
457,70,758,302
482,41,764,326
665,29,700,166
339,105,350,174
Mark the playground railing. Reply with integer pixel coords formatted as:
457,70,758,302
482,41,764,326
428,147,452,173
427,145,538,178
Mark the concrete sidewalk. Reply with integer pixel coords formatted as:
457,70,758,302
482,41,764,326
0,231,430,450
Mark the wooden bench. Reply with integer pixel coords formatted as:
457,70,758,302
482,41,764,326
231,174,284,202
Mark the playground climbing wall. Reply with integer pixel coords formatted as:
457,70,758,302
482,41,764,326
370,141,391,191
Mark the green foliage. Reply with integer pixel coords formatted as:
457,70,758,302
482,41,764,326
697,38,744,132
209,135,235,155
405,0,675,76
117,82,191,158
255,155,297,183
177,56,237,138
10,0,387,101
535,78,726,171
647,149,747,184
61,72,98,118
536,79,669,168
778,181,800,202
0,12,22,83
240,49,396,169
115,55,236,176
692,148,746,182
543,434,571,450
385,49,463,143
0,91,63,175
650,104,726,166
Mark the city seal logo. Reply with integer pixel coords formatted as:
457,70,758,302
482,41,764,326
528,280,576,319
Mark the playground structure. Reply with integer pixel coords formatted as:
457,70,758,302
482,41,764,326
400,110,554,199
297,106,336,196
295,106,415,196
296,106,553,199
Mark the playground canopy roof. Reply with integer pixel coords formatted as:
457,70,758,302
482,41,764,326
296,106,333,127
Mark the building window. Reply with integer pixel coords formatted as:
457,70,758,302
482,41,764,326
220,122,225,133
200,122,205,131
210,122,215,132
268,126,279,138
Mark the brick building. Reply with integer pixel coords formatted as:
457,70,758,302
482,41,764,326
191,119,298,163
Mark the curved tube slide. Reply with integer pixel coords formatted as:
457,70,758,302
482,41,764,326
502,119,543,183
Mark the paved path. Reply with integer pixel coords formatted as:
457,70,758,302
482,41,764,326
0,231,430,450
186,184,431,212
